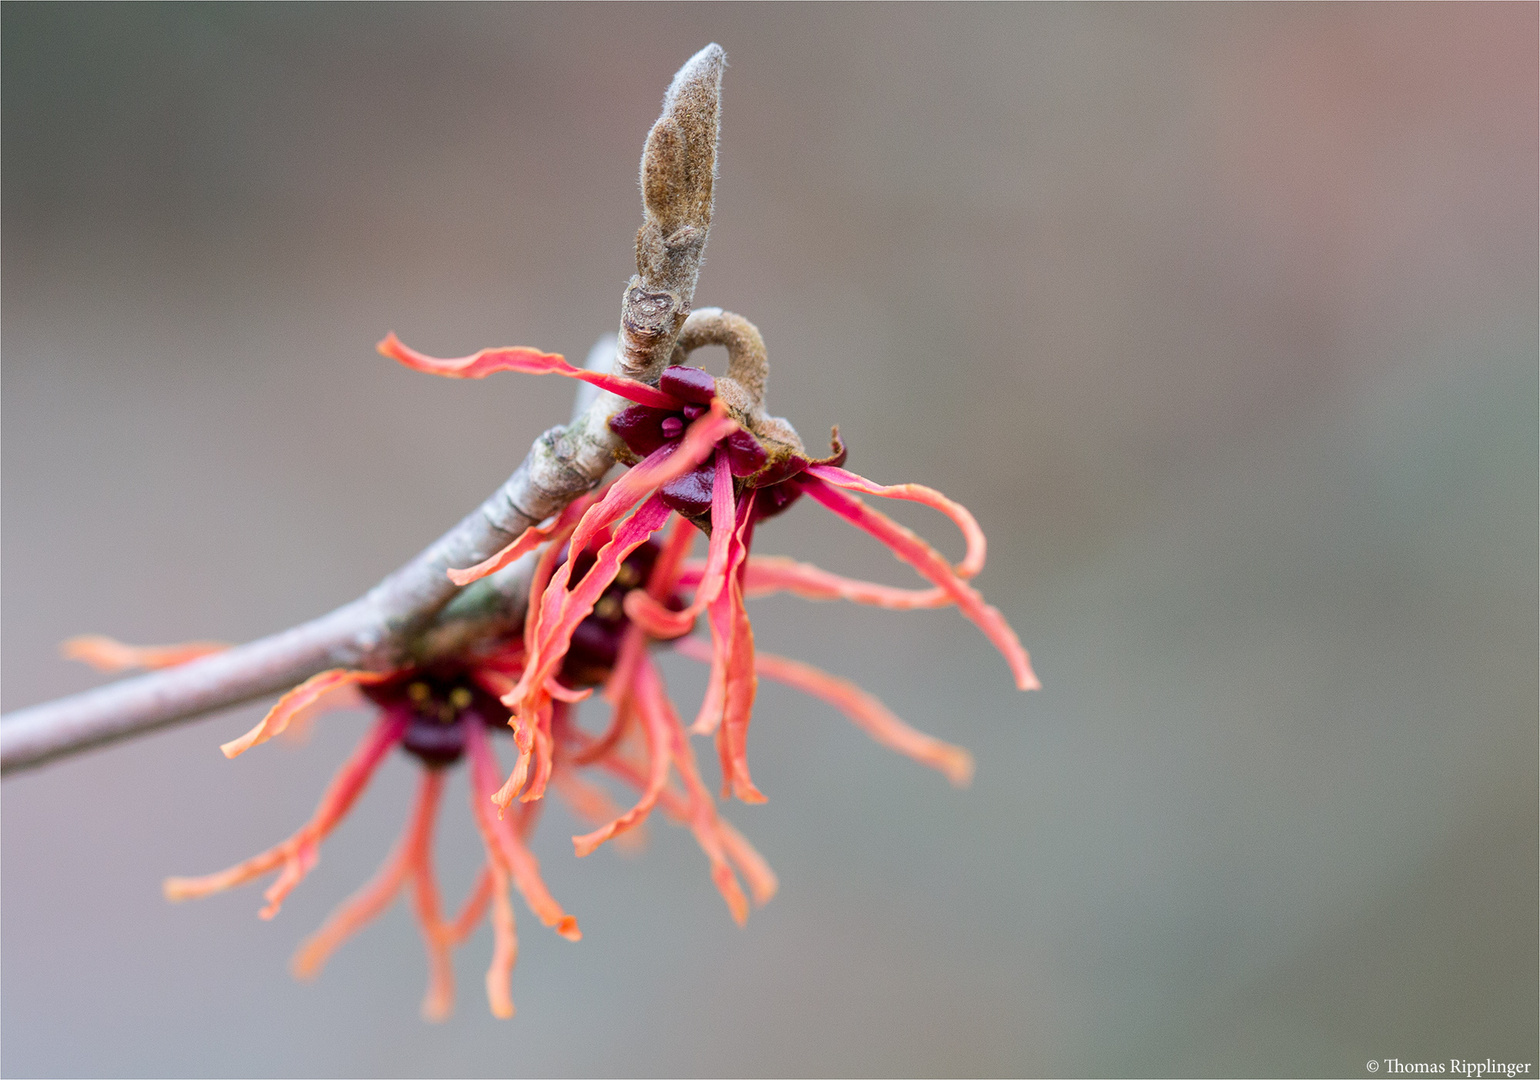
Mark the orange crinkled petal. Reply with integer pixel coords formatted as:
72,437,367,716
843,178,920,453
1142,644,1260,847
484,861,519,1019
488,500,590,789
446,492,597,587
281,682,371,746
585,723,778,917
499,495,674,806
716,817,779,907
586,746,687,818
589,658,761,922
526,702,563,803
445,864,496,947
551,766,647,855
221,668,396,759
545,681,595,704
801,473,1040,692
500,406,736,801
751,643,974,787
61,635,228,672
524,500,588,666
465,723,581,941
666,692,751,925
378,332,683,410
400,771,457,1022
571,657,674,857
568,693,635,767
164,713,407,917
290,768,448,1007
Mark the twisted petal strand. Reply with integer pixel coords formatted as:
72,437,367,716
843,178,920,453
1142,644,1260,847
164,713,407,916
290,768,447,1002
681,554,952,610
801,475,1040,692
804,464,987,579
571,659,673,857
447,489,601,587
221,669,395,759
754,646,974,787
485,862,519,1019
466,723,581,941
379,332,683,409
61,635,229,672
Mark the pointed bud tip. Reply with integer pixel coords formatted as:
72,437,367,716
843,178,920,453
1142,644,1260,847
667,43,726,102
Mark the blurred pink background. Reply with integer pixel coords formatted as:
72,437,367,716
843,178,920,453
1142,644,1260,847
4,5,1535,1076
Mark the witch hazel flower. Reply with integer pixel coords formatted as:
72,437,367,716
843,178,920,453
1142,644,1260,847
381,307,1038,810
73,530,774,1019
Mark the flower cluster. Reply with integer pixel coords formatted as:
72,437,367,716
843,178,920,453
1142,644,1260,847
72,314,1036,1019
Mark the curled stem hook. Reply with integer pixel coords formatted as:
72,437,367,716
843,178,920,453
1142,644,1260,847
674,307,769,413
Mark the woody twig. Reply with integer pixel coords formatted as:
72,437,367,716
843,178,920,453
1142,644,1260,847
0,44,728,775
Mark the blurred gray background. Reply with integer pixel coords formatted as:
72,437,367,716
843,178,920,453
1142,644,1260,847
3,4,1535,1076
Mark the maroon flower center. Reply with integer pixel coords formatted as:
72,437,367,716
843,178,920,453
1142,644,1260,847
360,539,675,766
609,363,821,521
558,538,677,686
363,672,509,767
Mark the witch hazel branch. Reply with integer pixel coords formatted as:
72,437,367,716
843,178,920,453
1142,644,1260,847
1,44,1037,1019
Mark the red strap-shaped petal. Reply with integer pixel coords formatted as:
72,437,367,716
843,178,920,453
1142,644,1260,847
647,512,698,597
801,475,1040,692
714,490,764,803
620,451,735,639
689,477,751,740
379,332,683,409
679,554,953,610
600,512,696,724
522,405,734,688
532,496,674,706
804,464,987,579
